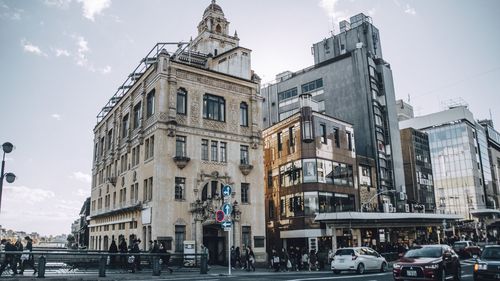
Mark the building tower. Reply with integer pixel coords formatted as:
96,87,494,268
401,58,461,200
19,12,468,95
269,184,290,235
89,1,266,263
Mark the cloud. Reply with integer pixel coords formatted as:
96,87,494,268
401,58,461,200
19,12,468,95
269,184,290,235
21,39,48,57
70,35,111,74
367,8,376,16
51,113,62,120
55,48,70,57
99,65,111,74
0,2,23,20
318,0,349,26
72,171,91,183
77,0,111,21
404,4,416,15
3,185,55,204
43,0,72,9
77,188,90,197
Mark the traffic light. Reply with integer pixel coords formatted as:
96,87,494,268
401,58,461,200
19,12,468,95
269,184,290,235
215,210,225,223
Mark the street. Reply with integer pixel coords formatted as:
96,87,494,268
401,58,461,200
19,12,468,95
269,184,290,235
0,262,474,281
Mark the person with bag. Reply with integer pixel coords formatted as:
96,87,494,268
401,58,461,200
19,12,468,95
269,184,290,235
19,236,36,275
118,237,128,270
271,249,280,272
246,246,255,272
0,239,18,276
108,239,118,267
14,238,23,270
158,242,172,274
279,248,287,272
301,250,309,271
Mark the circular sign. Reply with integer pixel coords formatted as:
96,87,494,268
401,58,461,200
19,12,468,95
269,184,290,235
215,210,225,223
222,185,232,197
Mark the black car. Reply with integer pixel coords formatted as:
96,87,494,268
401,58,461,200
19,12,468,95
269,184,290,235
474,245,500,281
393,244,461,281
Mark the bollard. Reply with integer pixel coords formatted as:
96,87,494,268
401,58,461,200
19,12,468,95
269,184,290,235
200,253,208,274
99,255,107,277
37,255,46,278
152,256,161,276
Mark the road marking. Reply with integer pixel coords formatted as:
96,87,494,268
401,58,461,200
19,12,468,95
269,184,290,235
462,274,472,278
288,272,392,281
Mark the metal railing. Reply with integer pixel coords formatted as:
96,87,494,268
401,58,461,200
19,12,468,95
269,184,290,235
0,250,208,277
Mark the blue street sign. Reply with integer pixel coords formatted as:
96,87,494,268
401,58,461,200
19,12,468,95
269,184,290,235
222,203,232,215
221,221,232,228
222,185,232,197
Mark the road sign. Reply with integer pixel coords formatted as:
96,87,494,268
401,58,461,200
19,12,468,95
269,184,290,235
221,221,232,228
222,203,232,216
215,210,225,223
222,185,232,197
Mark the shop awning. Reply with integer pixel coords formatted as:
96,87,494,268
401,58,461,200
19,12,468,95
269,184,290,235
315,212,462,228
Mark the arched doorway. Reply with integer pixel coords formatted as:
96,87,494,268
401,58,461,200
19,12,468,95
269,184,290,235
201,180,227,265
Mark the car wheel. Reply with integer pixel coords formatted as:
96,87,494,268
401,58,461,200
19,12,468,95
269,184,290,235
380,262,387,272
333,270,340,274
454,266,461,281
356,263,365,274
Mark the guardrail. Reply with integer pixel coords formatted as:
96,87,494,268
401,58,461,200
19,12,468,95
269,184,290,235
0,250,208,277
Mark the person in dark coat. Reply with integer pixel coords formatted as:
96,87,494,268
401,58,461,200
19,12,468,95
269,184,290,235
118,237,128,269
19,236,36,275
245,246,255,272
235,247,242,268
158,242,172,274
108,239,118,266
14,238,23,270
0,239,18,275
129,239,141,273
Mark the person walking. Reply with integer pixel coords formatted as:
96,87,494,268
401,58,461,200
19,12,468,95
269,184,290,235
235,246,242,269
230,246,236,269
301,250,309,271
14,238,23,270
279,248,288,272
309,250,318,271
158,242,172,274
246,246,255,272
118,237,128,270
0,239,18,276
129,239,141,273
108,239,118,267
271,249,280,272
19,236,36,275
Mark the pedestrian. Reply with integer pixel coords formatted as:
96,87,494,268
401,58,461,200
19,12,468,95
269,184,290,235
280,248,288,272
0,239,18,276
309,249,318,271
130,239,141,272
328,248,334,265
14,237,23,270
246,246,255,271
158,242,173,273
235,246,242,268
289,247,297,271
230,246,236,269
108,239,118,266
301,250,309,271
118,237,128,270
295,247,301,271
19,236,37,275
271,249,280,272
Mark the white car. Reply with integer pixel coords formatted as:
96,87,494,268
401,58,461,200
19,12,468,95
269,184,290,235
331,247,388,274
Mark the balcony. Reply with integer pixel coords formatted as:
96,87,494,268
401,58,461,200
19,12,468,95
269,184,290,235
239,164,253,176
173,156,190,169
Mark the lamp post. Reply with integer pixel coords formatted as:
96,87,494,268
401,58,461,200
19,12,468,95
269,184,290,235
0,142,16,213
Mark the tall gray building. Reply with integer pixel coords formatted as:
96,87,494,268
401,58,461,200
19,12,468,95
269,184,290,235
262,14,405,207
400,106,493,218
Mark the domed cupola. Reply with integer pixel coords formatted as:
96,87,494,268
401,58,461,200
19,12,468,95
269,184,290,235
203,0,224,17
197,0,229,36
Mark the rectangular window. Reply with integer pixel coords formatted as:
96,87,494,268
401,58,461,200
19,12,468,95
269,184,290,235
203,94,225,122
149,136,154,158
143,179,149,202
174,225,186,253
133,102,142,129
220,142,227,163
240,102,248,126
177,89,187,115
175,177,185,200
320,124,327,144
106,130,113,151
303,159,317,183
301,79,323,93
277,132,283,152
201,139,209,161
240,145,249,165
333,127,340,148
122,114,129,138
146,89,155,118
176,136,186,157
241,183,249,203
267,170,273,188
288,126,295,153
148,177,153,201
268,200,275,218
211,141,218,162
346,131,352,151
242,226,251,247
277,87,298,102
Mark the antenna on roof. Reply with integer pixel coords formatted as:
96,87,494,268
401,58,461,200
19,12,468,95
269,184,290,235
407,94,411,103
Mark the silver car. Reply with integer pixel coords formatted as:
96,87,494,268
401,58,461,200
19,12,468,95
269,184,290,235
331,247,388,274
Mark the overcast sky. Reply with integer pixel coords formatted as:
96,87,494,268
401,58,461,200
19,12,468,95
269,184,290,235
1,0,499,236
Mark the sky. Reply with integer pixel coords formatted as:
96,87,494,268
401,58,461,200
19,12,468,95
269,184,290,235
0,0,499,236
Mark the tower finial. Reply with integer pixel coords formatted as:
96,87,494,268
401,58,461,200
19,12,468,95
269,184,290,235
212,0,216,4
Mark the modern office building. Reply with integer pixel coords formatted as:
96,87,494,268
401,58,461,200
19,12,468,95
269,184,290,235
400,128,435,213
479,120,500,208
263,93,362,251
400,106,493,219
89,1,266,264
262,14,405,210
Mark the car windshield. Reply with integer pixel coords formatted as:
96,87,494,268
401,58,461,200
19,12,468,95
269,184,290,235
335,249,355,256
482,248,500,260
453,242,466,248
404,247,442,258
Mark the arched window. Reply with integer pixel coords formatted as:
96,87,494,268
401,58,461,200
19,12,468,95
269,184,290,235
240,102,248,126
177,88,187,115
201,181,223,201
216,24,222,33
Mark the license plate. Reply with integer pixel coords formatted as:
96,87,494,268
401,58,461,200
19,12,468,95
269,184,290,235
407,270,417,277
338,259,344,263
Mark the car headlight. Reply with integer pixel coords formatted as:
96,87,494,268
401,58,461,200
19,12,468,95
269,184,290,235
424,263,440,269
393,263,402,269
474,263,487,271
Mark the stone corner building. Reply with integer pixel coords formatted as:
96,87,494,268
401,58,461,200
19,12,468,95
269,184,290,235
89,1,266,264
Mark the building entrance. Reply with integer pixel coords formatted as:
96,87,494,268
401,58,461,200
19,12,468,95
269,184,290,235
203,224,226,265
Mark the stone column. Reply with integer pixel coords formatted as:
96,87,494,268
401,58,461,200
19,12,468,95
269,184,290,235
331,225,337,251
195,219,203,253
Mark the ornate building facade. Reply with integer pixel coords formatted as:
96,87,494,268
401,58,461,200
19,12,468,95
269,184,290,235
89,1,266,264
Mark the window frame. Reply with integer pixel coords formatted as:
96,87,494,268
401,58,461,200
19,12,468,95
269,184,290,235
240,102,248,127
146,89,155,118
176,88,187,115
203,94,226,122
175,135,187,157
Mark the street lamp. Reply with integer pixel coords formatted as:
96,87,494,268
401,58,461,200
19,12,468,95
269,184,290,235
0,142,16,213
